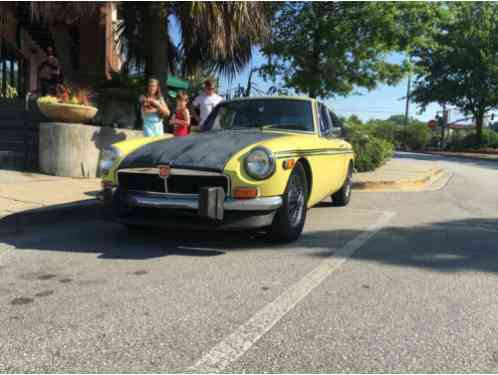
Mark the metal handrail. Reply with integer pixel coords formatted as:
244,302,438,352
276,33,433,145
23,91,34,170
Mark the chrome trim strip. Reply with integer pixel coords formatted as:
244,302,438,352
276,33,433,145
129,194,198,210
275,150,354,159
118,168,226,177
128,190,199,199
223,197,282,211
127,193,282,211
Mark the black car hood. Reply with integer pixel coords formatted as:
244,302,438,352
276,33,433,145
118,130,284,172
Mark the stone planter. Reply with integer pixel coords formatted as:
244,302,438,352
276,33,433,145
37,102,98,123
39,122,143,178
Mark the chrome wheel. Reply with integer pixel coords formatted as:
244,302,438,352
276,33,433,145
344,171,352,199
288,173,306,227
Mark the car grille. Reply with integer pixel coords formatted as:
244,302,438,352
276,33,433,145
117,168,230,195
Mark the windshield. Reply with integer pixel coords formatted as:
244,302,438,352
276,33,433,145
204,99,314,132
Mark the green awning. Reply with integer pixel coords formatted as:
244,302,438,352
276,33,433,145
128,73,189,90
167,75,189,90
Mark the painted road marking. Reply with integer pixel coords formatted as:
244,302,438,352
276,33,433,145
188,210,396,373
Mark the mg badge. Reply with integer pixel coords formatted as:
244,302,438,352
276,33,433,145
158,165,171,193
158,165,171,178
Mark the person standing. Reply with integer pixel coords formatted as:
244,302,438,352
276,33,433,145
37,47,61,96
192,79,223,130
170,92,191,137
139,78,170,137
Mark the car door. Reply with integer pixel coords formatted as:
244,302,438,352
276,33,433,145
317,103,346,193
328,109,350,183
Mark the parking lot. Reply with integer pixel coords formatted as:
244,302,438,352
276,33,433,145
1,153,498,372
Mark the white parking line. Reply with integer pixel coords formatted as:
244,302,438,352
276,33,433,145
188,210,396,373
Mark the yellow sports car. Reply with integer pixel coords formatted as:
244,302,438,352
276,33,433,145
100,97,354,242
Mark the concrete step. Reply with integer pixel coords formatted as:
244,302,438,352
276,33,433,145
0,151,25,170
0,131,38,149
0,112,27,122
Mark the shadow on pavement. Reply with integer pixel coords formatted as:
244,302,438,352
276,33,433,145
2,215,498,276
396,151,498,171
305,217,498,274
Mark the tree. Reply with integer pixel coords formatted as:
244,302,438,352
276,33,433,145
386,114,425,127
411,3,498,145
347,115,363,126
260,2,436,98
118,2,272,93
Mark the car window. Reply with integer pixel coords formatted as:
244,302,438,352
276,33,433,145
329,110,343,128
204,99,314,132
319,104,332,135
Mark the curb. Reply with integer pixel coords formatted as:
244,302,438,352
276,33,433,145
0,200,101,237
420,151,498,162
352,168,445,191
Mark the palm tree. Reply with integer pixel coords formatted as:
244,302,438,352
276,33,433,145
27,2,271,92
119,2,271,90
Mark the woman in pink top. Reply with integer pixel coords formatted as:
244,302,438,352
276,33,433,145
170,92,191,137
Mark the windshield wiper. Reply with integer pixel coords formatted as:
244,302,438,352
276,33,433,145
261,124,302,130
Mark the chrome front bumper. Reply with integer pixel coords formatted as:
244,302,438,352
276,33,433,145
127,192,283,211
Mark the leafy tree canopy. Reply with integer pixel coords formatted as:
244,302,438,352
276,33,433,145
260,2,438,98
411,2,498,143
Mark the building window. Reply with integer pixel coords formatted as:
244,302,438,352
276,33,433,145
0,39,28,98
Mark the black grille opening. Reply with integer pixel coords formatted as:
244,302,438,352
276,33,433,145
118,171,229,195
118,173,164,193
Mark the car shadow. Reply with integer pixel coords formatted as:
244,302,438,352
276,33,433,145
2,215,498,276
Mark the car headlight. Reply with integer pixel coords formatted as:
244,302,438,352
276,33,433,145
244,147,275,180
99,146,122,175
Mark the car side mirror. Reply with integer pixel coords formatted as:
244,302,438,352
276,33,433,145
330,127,344,138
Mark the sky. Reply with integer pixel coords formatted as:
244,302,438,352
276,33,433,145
218,48,443,124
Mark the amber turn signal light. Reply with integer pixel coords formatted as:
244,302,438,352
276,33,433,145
282,159,296,170
233,187,259,199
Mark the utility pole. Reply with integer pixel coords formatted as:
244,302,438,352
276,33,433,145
440,103,448,149
404,72,411,126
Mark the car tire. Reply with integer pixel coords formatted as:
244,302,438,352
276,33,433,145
268,163,308,243
332,163,353,207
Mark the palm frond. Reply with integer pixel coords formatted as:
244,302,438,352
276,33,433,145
117,2,179,76
175,2,271,80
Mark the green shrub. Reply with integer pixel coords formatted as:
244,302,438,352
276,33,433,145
397,123,431,151
445,131,466,151
344,124,395,172
446,129,498,150
429,134,441,148
371,121,398,145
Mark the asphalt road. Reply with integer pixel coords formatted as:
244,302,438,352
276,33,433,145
1,152,497,373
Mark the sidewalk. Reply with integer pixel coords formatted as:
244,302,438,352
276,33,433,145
0,170,100,216
353,158,447,191
0,170,101,235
